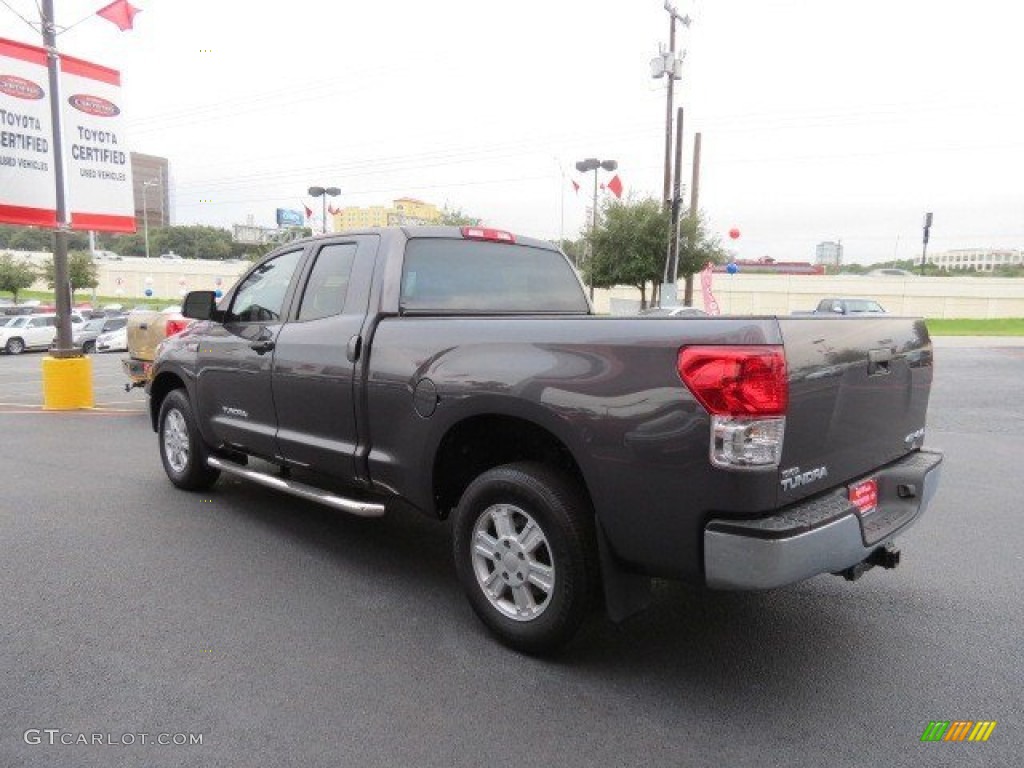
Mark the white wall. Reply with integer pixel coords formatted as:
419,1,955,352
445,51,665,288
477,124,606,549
596,274,1024,318
4,251,249,301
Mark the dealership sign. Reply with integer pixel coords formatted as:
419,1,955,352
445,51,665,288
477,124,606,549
0,37,135,232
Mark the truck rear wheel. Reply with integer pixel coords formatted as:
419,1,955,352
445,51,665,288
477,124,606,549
158,389,220,491
452,462,598,654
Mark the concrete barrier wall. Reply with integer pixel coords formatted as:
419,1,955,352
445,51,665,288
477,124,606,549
6,251,249,302
596,275,1024,318
5,249,1023,316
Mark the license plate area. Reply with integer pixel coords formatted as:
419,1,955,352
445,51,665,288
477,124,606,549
849,478,878,516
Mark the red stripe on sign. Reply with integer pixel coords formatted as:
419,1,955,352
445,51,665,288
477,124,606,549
71,212,136,233
0,203,57,228
0,37,47,66
61,54,121,86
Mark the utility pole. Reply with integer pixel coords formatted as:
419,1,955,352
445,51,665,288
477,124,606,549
920,212,933,276
656,3,690,210
662,106,684,305
683,132,702,306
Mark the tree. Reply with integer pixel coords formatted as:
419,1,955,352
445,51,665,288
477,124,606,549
585,198,727,309
436,205,481,226
152,225,233,260
42,251,98,300
557,238,584,268
586,197,669,309
0,253,38,304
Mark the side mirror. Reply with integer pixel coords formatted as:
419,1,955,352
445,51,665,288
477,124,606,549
182,290,218,320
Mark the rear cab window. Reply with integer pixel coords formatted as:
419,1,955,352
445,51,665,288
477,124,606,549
400,239,588,314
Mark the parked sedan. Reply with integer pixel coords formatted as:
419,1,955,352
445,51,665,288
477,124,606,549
95,324,128,353
73,315,127,354
638,306,709,317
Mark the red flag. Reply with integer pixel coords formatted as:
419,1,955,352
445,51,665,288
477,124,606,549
96,0,141,31
607,174,623,199
327,204,338,215
304,204,313,219
571,180,579,194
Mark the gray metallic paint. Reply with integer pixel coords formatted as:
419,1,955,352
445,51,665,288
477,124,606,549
152,227,938,586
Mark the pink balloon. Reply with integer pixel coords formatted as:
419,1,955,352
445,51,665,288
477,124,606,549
728,228,741,240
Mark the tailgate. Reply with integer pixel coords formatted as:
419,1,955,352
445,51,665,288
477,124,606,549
775,316,934,506
126,311,166,362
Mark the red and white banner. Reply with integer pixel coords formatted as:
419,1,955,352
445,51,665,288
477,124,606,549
0,36,135,232
700,262,721,315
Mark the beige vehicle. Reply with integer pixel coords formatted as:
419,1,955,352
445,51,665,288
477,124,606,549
123,306,189,390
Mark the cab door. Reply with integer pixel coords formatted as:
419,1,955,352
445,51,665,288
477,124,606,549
271,236,379,482
195,247,305,460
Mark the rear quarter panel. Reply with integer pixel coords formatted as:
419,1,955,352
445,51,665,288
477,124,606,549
364,315,784,581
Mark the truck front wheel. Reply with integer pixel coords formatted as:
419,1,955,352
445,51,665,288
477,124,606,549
158,389,220,491
452,462,598,654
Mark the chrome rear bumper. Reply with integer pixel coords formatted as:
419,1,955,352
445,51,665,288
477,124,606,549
704,450,943,590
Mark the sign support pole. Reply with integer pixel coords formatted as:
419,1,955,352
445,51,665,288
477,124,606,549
41,0,76,357
39,0,93,408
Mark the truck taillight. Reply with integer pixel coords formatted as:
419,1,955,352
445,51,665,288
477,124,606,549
677,346,788,469
460,226,516,243
165,318,189,337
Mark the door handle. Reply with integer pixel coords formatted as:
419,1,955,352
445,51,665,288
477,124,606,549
250,340,275,355
346,334,362,363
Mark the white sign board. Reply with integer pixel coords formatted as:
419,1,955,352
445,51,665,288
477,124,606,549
0,38,56,227
0,36,135,232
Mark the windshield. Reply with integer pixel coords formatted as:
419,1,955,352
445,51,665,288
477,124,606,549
5,317,29,328
400,239,589,314
83,319,106,331
846,300,885,313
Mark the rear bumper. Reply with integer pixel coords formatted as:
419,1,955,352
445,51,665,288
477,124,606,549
122,357,153,388
704,450,942,590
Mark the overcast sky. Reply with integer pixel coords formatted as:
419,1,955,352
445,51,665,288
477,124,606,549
2,0,1021,264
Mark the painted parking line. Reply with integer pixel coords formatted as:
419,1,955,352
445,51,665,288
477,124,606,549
0,401,146,414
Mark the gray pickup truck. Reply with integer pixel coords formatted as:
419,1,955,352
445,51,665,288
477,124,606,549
147,226,942,653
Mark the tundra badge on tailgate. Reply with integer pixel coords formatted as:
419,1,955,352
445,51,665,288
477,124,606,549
780,465,829,492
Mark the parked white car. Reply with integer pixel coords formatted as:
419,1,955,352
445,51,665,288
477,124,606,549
95,324,128,353
0,314,57,355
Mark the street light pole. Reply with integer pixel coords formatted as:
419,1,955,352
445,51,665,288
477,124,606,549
575,158,617,301
308,186,340,235
142,179,158,258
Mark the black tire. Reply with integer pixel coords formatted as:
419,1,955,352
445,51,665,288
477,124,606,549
157,388,220,491
452,461,598,654
6,337,25,355
82,340,96,354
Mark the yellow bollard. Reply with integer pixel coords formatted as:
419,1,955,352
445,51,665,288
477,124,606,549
41,356,95,410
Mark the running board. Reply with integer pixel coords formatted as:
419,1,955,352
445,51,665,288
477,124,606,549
207,456,386,518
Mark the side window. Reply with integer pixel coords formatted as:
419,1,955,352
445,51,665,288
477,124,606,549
297,243,358,321
228,249,304,323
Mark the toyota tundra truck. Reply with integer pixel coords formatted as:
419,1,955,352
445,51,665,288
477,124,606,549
145,226,942,653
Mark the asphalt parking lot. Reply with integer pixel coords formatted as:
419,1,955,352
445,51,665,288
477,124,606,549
1,344,1022,767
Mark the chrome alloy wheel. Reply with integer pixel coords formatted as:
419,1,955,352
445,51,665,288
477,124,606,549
163,408,190,474
471,503,555,622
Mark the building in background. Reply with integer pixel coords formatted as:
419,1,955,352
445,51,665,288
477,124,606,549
131,152,170,232
815,240,843,268
333,197,441,230
927,248,1024,272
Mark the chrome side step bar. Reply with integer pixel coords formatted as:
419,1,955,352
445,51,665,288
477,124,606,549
207,456,386,518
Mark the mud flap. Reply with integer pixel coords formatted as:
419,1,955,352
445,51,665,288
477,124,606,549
596,519,652,622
